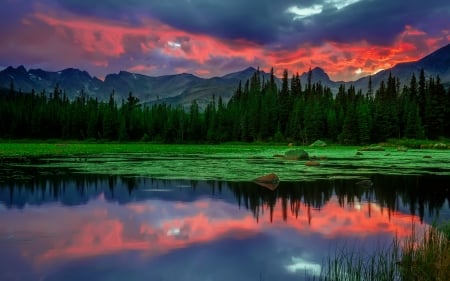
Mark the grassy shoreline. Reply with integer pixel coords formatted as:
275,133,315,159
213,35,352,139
0,142,285,157
0,138,448,157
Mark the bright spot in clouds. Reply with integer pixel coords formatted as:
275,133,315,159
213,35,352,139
168,41,181,49
287,5,323,19
355,68,363,74
288,0,363,20
326,0,363,10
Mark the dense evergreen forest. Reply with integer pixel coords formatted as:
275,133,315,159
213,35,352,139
1,68,449,144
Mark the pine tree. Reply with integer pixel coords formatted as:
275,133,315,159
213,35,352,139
278,69,290,135
102,91,118,140
356,100,372,144
424,76,447,139
404,101,424,139
188,100,202,142
339,98,358,144
418,68,426,121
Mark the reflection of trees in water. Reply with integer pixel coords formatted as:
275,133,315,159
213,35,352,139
227,175,450,223
0,171,449,222
228,181,334,223
371,175,450,223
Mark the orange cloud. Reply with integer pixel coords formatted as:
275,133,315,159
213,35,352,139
257,25,449,81
29,9,263,74
32,12,151,58
24,5,450,82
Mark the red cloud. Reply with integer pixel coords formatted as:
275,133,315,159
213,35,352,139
25,8,264,76
258,26,449,81
7,4,449,80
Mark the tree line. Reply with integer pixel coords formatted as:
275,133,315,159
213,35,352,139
1,68,449,144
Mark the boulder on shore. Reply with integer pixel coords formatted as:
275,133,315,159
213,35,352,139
310,140,327,147
433,143,447,149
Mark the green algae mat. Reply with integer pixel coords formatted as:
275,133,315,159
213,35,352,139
1,143,449,181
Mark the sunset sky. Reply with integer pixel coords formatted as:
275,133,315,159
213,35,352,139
1,0,449,81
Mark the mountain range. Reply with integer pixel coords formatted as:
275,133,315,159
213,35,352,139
1,44,449,108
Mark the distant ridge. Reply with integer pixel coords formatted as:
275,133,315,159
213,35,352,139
353,44,450,90
1,44,449,107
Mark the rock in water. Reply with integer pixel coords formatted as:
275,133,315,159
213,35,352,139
310,140,327,147
253,173,280,190
284,149,309,160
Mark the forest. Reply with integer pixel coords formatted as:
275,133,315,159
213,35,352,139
0,68,449,144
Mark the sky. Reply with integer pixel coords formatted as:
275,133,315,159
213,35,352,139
1,0,449,81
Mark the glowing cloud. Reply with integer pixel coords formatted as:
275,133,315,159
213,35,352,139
326,0,363,10
287,5,323,19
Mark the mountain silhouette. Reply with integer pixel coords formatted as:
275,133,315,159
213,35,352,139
1,44,449,107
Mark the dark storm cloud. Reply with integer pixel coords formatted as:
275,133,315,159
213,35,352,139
4,0,448,49
48,0,450,48
290,0,450,46
53,0,298,44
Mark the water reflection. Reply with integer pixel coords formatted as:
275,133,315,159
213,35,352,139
0,172,449,281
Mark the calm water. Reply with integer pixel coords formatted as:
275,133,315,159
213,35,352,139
0,171,449,281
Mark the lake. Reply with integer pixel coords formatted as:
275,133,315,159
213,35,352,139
0,146,449,280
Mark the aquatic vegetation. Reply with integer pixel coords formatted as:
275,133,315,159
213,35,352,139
1,143,450,181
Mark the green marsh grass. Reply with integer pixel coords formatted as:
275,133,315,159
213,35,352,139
1,142,450,181
385,138,450,149
399,223,450,281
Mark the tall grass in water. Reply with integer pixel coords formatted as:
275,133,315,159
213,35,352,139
313,223,450,281
399,223,450,281
314,241,401,281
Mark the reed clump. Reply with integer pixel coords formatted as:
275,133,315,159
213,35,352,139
398,223,450,281
314,223,450,281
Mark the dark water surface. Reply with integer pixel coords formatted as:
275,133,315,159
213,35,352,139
0,171,449,281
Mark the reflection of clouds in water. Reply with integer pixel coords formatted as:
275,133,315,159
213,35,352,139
166,225,190,240
0,183,429,281
285,256,321,276
167,227,181,236
270,230,326,278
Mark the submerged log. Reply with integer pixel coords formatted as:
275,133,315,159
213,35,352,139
358,146,385,151
305,161,320,166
